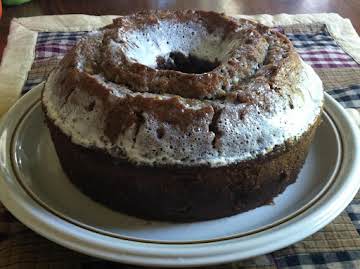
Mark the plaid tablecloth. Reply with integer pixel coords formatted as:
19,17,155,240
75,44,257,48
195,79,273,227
0,14,360,269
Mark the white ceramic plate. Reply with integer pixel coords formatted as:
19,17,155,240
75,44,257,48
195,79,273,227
0,84,359,267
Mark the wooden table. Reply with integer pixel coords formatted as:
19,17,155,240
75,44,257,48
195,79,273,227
1,0,360,60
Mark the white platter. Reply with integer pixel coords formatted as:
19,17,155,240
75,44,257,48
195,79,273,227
0,84,359,267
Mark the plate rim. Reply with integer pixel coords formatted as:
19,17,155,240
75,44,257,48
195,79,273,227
0,84,359,267
10,96,342,245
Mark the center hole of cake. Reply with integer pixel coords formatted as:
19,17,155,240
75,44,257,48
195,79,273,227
156,52,220,74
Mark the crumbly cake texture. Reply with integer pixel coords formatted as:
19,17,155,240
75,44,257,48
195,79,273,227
42,10,323,168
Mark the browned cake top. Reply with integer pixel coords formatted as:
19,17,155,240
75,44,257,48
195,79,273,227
67,10,299,99
42,10,323,167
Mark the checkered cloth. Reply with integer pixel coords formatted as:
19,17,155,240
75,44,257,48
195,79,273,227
2,22,360,269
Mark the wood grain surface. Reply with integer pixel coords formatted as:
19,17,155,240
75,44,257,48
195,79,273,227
1,0,360,60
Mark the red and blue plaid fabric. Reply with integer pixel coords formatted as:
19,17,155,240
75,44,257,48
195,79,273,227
328,85,360,108
286,32,359,68
35,31,87,60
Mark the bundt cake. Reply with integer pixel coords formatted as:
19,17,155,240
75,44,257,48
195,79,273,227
42,10,324,222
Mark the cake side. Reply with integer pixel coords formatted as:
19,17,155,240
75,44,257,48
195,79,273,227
45,112,321,222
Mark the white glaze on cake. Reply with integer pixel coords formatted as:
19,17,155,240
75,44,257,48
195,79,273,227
122,21,236,68
42,60,323,167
